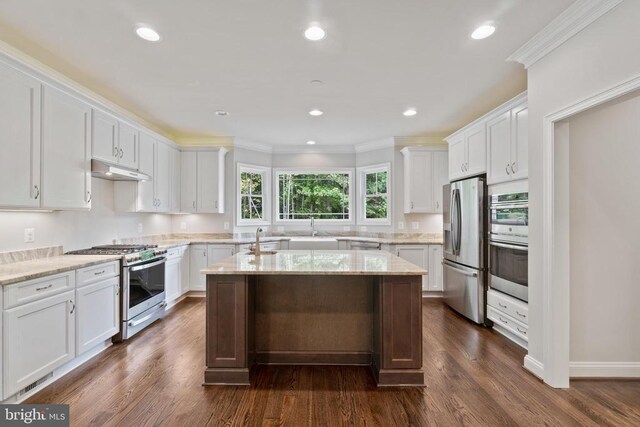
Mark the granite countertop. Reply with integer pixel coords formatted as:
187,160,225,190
0,254,122,286
201,250,428,276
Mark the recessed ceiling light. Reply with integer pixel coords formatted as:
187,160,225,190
309,109,324,116
304,26,326,41
471,25,495,40
215,110,229,116
306,140,316,145
136,26,161,42
310,79,324,86
403,108,417,117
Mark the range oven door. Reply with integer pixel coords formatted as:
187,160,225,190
123,257,166,321
489,241,528,302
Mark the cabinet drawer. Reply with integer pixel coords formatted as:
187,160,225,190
76,261,120,288
487,289,528,325
260,242,280,251
4,271,75,309
487,306,528,342
166,247,182,259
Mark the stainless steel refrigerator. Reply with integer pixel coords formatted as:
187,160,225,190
443,176,487,324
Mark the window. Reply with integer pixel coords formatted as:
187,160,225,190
357,164,391,225
275,169,354,222
236,164,271,225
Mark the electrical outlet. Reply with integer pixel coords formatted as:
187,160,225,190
343,226,351,232
277,226,285,232
180,222,187,230
137,223,143,233
24,228,35,243
398,221,405,230
223,222,230,230
411,222,420,230
360,226,367,232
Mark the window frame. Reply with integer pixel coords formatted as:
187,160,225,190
236,163,271,226
357,163,392,225
274,168,355,224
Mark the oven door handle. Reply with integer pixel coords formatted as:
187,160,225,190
128,301,167,327
128,258,167,272
490,202,528,210
489,241,528,251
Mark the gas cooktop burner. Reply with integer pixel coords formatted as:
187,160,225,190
66,244,161,256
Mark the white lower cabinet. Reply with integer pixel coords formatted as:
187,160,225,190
75,277,119,355
189,245,209,291
181,246,190,295
165,247,184,303
487,289,528,349
3,290,76,399
395,245,444,293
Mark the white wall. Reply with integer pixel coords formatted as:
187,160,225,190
567,93,640,363
526,1,640,371
0,178,172,252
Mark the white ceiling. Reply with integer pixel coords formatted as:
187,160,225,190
0,0,572,146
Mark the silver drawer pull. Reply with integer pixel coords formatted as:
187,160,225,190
516,310,526,318
94,270,106,276
498,303,507,309
70,301,76,314
516,327,527,335
498,317,508,324
36,284,53,291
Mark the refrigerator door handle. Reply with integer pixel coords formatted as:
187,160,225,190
453,188,462,255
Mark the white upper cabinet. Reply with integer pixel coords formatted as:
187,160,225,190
181,151,197,213
155,142,171,212
447,91,527,185
41,86,91,210
91,109,119,164
0,62,41,209
486,97,528,185
117,121,139,170
401,147,448,213
169,148,181,213
180,149,227,214
136,132,156,212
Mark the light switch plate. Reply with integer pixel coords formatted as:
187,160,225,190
137,223,143,233
223,222,230,230
411,222,420,230
24,228,35,243
180,222,187,230
398,221,405,230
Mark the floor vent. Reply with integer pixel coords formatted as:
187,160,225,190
19,373,53,396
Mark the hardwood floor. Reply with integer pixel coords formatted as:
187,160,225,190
28,298,640,426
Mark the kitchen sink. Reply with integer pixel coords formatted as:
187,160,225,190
245,250,278,255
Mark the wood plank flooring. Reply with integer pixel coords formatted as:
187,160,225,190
28,298,640,426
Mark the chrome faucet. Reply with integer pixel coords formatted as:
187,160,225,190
310,217,318,237
254,227,263,257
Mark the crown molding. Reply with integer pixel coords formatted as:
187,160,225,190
507,0,623,69
271,145,355,154
353,138,395,153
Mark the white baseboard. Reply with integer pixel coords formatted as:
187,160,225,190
421,291,443,298
569,361,640,378
524,355,544,379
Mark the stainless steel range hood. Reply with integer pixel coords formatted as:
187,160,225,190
91,160,151,181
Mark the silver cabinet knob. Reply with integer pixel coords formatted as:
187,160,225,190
34,185,40,200
511,162,517,174
114,146,119,158
506,163,511,175
87,191,92,203
119,148,124,159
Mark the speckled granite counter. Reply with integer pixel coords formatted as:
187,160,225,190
0,254,121,286
201,250,427,276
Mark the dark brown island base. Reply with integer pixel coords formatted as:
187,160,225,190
202,250,426,387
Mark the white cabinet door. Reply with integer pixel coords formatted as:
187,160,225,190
3,290,75,398
180,246,190,295
465,124,486,177
117,121,138,170
170,148,181,213
409,151,433,212
0,62,41,208
181,151,197,213
165,257,181,303
428,245,443,291
448,134,466,181
396,246,429,291
76,277,119,355
511,105,528,181
155,142,171,212
486,111,512,185
41,86,91,210
432,151,448,213
189,245,208,291
207,245,235,264
137,132,156,212
197,151,220,213
91,109,118,164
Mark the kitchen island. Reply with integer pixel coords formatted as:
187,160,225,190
202,250,426,386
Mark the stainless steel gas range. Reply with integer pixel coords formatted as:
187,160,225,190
67,244,167,341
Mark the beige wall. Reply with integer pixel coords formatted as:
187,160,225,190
527,1,640,369
567,93,640,363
